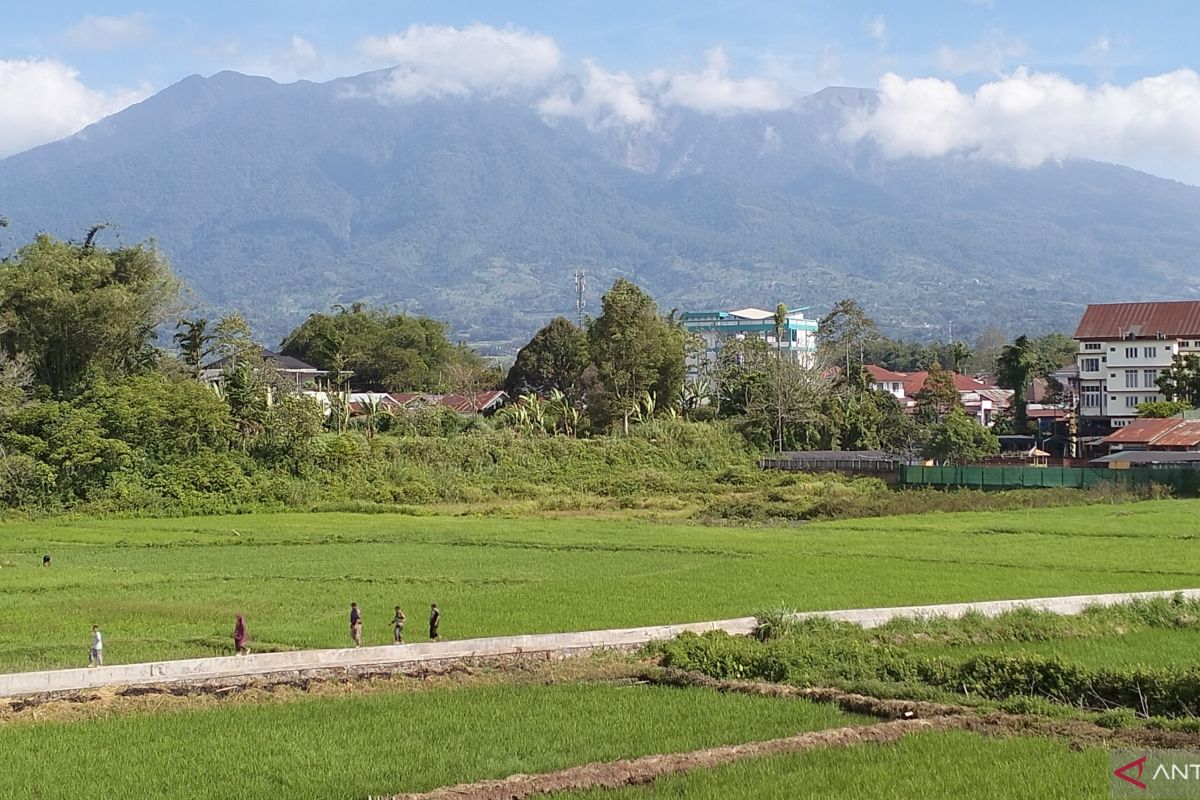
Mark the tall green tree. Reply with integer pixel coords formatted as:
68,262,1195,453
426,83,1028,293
586,279,685,434
996,335,1040,433
504,316,589,397
1156,353,1200,407
173,318,214,380
818,298,879,372
280,303,468,391
913,362,962,424
922,407,1000,465
0,234,179,397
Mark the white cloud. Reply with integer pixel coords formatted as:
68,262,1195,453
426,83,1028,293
274,35,323,76
844,68,1200,181
656,47,790,114
0,59,149,158
357,23,562,100
538,60,655,129
865,15,887,45
1089,35,1111,55
936,31,1027,76
66,12,152,51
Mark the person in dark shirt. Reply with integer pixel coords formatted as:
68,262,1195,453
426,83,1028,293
350,602,363,647
233,615,248,655
42,554,51,567
429,603,441,641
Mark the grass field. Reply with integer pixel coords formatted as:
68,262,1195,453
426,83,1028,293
555,731,1107,800
2,500,1199,671
0,681,866,800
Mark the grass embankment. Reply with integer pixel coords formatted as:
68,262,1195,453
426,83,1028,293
10,419,1154,522
0,681,865,800
662,595,1200,720
553,732,1105,800
2,501,1199,671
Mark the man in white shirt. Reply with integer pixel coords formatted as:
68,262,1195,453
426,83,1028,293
88,625,103,667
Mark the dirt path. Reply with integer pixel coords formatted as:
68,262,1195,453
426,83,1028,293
382,718,954,800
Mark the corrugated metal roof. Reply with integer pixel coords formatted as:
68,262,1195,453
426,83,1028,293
1074,301,1200,339
1102,418,1178,444
1152,421,1200,448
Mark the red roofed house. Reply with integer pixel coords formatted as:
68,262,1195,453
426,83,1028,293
866,365,1012,427
1073,301,1200,434
1099,417,1200,452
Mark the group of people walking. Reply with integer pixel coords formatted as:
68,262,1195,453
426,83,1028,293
349,603,440,648
86,604,444,666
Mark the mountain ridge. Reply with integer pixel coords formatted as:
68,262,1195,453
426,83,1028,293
2,69,1198,352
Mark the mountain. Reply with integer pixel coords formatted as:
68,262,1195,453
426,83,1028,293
2,70,1200,353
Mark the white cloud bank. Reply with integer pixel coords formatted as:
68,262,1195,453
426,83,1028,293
0,59,148,158
538,60,655,128
656,47,790,114
845,68,1200,179
357,23,563,100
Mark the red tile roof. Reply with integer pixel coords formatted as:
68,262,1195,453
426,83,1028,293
437,390,508,413
1102,418,1183,444
1074,301,1200,340
867,364,997,395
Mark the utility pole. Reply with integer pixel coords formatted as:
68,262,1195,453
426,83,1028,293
573,268,586,329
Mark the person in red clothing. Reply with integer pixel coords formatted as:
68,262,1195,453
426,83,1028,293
233,615,248,655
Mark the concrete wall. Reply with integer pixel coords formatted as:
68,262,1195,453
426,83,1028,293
3,588,1197,699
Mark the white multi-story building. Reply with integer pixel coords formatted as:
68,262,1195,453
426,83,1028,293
680,307,818,379
1073,301,1200,432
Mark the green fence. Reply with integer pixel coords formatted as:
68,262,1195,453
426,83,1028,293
900,465,1200,494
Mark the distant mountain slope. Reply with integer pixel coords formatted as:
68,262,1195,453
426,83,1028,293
2,70,1199,352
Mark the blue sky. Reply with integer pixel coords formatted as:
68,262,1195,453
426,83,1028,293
3,1,1200,182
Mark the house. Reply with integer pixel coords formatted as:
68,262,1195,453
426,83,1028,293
865,365,1011,427
1073,301,1200,434
680,307,819,381
1098,417,1200,453
203,348,330,395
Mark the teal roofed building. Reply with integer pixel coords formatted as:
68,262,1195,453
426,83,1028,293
680,307,819,378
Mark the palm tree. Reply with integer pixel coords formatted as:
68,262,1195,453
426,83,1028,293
996,335,1038,434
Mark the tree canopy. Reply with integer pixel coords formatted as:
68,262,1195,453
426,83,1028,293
504,316,589,397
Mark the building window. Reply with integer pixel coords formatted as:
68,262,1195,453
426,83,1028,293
1143,346,1158,358
1144,369,1158,388
1125,347,1138,359
1125,395,1140,408
1081,358,1100,372
1124,370,1138,388
1081,387,1100,408
1084,342,1103,351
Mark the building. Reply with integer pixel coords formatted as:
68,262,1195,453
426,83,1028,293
680,307,818,379
1073,301,1200,433
203,348,330,393
866,365,1010,427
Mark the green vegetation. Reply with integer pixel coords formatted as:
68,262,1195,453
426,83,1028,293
2,501,1199,671
556,732,1104,800
661,595,1200,719
0,682,863,800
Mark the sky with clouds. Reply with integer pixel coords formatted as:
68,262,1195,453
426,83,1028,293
3,1,1200,183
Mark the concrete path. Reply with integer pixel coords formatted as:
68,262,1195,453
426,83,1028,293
2,588,1197,699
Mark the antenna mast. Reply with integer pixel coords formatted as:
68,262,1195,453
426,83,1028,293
573,268,586,328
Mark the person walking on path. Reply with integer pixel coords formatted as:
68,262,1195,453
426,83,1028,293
390,606,406,644
88,625,103,667
350,602,363,647
233,614,249,655
429,603,441,641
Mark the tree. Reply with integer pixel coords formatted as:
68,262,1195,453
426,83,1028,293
818,299,879,372
948,341,972,372
1138,400,1193,418
0,233,180,397
280,303,467,391
1157,353,1200,407
443,361,498,416
996,335,1041,433
586,279,685,434
913,362,962,424
504,316,589,397
173,318,214,380
922,407,1000,465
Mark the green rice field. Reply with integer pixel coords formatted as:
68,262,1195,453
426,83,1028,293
2,500,1199,671
0,681,865,800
